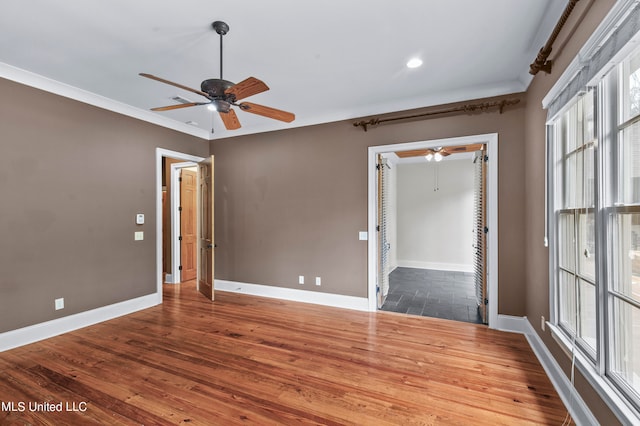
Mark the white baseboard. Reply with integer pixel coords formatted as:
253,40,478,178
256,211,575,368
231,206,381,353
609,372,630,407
215,280,370,312
0,293,160,352
494,314,531,333
497,315,596,426
396,260,473,273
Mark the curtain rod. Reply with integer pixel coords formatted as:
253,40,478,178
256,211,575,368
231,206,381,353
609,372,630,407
529,0,581,75
353,98,521,132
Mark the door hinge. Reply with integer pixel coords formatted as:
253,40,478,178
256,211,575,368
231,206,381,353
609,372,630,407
179,265,183,271
484,298,489,305
179,177,182,182
376,225,380,232
484,226,489,234
376,164,381,170
178,236,182,241
484,155,489,162
178,206,183,212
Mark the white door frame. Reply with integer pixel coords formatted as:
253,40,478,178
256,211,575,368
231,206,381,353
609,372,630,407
156,148,205,302
367,133,499,328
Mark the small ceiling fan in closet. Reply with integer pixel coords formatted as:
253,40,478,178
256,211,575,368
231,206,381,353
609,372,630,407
395,143,484,161
139,20,295,131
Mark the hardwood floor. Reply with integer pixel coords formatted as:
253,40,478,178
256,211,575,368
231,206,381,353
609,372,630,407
0,281,571,425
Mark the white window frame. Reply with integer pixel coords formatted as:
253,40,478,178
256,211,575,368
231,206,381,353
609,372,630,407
545,2,640,421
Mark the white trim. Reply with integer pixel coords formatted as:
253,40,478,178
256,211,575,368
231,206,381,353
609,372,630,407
396,260,473,273
215,280,370,312
494,314,531,334
495,316,598,426
367,134,499,329
0,62,211,140
525,322,598,426
156,149,205,298
0,294,157,352
549,324,640,425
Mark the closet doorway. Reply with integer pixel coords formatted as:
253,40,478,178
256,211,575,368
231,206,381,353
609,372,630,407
367,134,498,327
157,149,205,290
163,160,199,284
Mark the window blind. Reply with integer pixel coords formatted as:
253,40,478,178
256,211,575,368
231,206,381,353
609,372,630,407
474,150,488,324
545,0,640,120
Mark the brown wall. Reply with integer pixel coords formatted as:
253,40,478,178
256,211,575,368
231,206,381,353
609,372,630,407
0,77,208,333
211,94,527,314
524,0,619,424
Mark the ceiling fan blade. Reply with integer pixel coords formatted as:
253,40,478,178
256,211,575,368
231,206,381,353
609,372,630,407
219,109,241,130
225,77,269,101
139,73,210,99
150,102,207,112
395,149,431,158
240,102,295,123
443,143,484,154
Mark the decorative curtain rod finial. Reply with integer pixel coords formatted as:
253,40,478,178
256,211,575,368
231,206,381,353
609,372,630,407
529,0,581,75
530,47,553,75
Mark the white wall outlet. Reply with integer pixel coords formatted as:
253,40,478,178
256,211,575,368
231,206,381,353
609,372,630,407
298,275,304,285
55,298,64,310
136,213,145,225
359,231,368,241
315,277,321,286
541,316,546,331
134,231,144,241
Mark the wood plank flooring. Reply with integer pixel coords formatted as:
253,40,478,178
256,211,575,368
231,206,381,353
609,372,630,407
0,281,571,425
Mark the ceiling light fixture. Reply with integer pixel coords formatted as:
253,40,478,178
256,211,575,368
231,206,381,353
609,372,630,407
406,58,423,69
425,148,445,162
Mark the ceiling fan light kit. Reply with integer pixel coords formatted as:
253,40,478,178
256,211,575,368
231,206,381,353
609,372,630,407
139,20,294,132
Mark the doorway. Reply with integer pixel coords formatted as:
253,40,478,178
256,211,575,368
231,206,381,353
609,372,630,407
367,134,498,327
155,149,205,298
378,151,482,324
165,161,198,284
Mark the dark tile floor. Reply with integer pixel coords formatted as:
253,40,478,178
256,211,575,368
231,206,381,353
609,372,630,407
380,267,484,324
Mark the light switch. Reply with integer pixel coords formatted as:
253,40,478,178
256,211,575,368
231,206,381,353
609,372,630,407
359,231,368,241
136,213,145,225
134,231,144,241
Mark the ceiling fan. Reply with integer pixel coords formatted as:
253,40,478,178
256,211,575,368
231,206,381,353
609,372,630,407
139,20,295,131
395,144,484,161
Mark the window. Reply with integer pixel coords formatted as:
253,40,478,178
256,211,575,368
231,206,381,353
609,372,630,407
607,45,640,402
553,91,597,358
549,42,640,414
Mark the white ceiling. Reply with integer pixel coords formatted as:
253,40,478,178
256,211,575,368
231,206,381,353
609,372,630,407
0,1,567,140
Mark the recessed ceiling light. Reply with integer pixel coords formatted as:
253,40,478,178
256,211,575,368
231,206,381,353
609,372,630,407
406,58,423,69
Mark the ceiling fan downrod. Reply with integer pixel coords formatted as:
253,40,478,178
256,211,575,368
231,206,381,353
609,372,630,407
212,21,229,80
